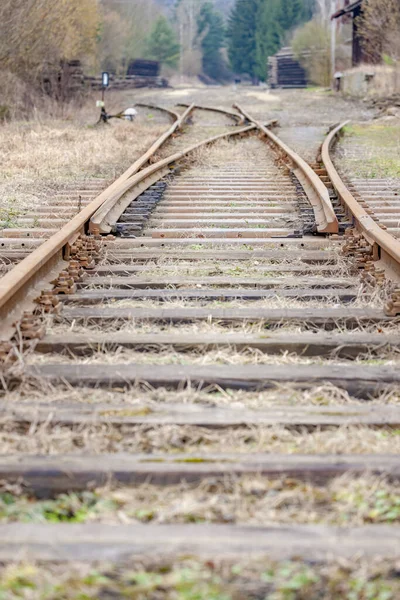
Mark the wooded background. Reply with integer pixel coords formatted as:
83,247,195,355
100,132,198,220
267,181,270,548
0,0,399,115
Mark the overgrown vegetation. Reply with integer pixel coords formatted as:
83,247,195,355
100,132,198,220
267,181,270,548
146,16,180,68
358,0,400,64
0,0,99,86
338,124,400,179
1,558,400,599
1,475,400,526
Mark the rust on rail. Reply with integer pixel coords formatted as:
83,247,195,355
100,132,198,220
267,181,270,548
89,123,261,234
0,104,196,339
321,121,400,275
234,104,339,235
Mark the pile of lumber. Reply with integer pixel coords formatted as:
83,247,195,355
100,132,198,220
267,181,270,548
268,47,308,89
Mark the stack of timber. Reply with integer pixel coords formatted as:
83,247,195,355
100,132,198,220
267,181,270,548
85,75,168,90
269,47,308,89
86,61,167,90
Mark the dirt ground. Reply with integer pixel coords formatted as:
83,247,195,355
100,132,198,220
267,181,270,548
132,85,377,162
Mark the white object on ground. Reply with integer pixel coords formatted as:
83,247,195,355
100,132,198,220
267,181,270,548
123,108,138,121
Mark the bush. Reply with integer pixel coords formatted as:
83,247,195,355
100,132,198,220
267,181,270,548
292,19,331,87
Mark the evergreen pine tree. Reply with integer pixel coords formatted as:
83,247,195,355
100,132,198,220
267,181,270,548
255,0,282,80
227,0,312,81
227,0,263,81
278,0,306,31
198,2,227,80
146,15,180,67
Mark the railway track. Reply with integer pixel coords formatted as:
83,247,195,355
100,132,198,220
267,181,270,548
1,103,400,582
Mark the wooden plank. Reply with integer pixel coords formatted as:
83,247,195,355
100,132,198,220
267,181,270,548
100,250,336,262
0,523,399,561
0,228,58,238
2,403,400,428
159,199,298,204
60,306,391,327
35,332,400,358
63,288,358,303
153,208,298,214
90,265,343,275
28,363,400,397
80,276,354,289
150,228,297,239
109,238,340,248
147,219,294,227
164,194,298,199
0,239,45,249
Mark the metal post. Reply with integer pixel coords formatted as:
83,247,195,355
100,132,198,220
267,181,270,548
331,0,336,84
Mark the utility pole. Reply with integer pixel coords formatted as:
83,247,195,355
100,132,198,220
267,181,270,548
331,0,336,83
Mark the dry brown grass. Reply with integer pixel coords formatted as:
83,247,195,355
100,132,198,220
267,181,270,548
3,381,393,408
189,136,279,172
1,474,400,527
0,421,399,454
0,93,168,219
1,556,400,599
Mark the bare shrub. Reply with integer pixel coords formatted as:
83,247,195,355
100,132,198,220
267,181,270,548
292,20,332,86
358,0,400,64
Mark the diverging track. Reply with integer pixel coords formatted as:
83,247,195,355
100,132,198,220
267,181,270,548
1,104,400,574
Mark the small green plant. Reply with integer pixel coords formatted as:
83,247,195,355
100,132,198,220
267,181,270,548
0,207,21,229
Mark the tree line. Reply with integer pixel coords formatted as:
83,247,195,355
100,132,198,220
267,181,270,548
228,0,312,82
0,0,399,101
0,0,311,91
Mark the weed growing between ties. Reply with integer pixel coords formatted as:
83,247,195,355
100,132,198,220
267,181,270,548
3,381,399,409
1,475,400,527
0,557,400,599
1,422,400,454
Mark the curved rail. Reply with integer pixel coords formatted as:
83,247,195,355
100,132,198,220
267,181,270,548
234,104,339,234
177,103,245,125
321,121,400,272
89,123,260,234
0,103,195,336
0,114,276,338
121,103,195,180
134,103,181,122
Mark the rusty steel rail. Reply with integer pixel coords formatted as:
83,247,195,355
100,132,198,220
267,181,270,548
177,103,245,125
119,103,195,180
89,123,261,234
322,121,400,275
0,103,196,339
234,104,339,234
0,108,265,340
